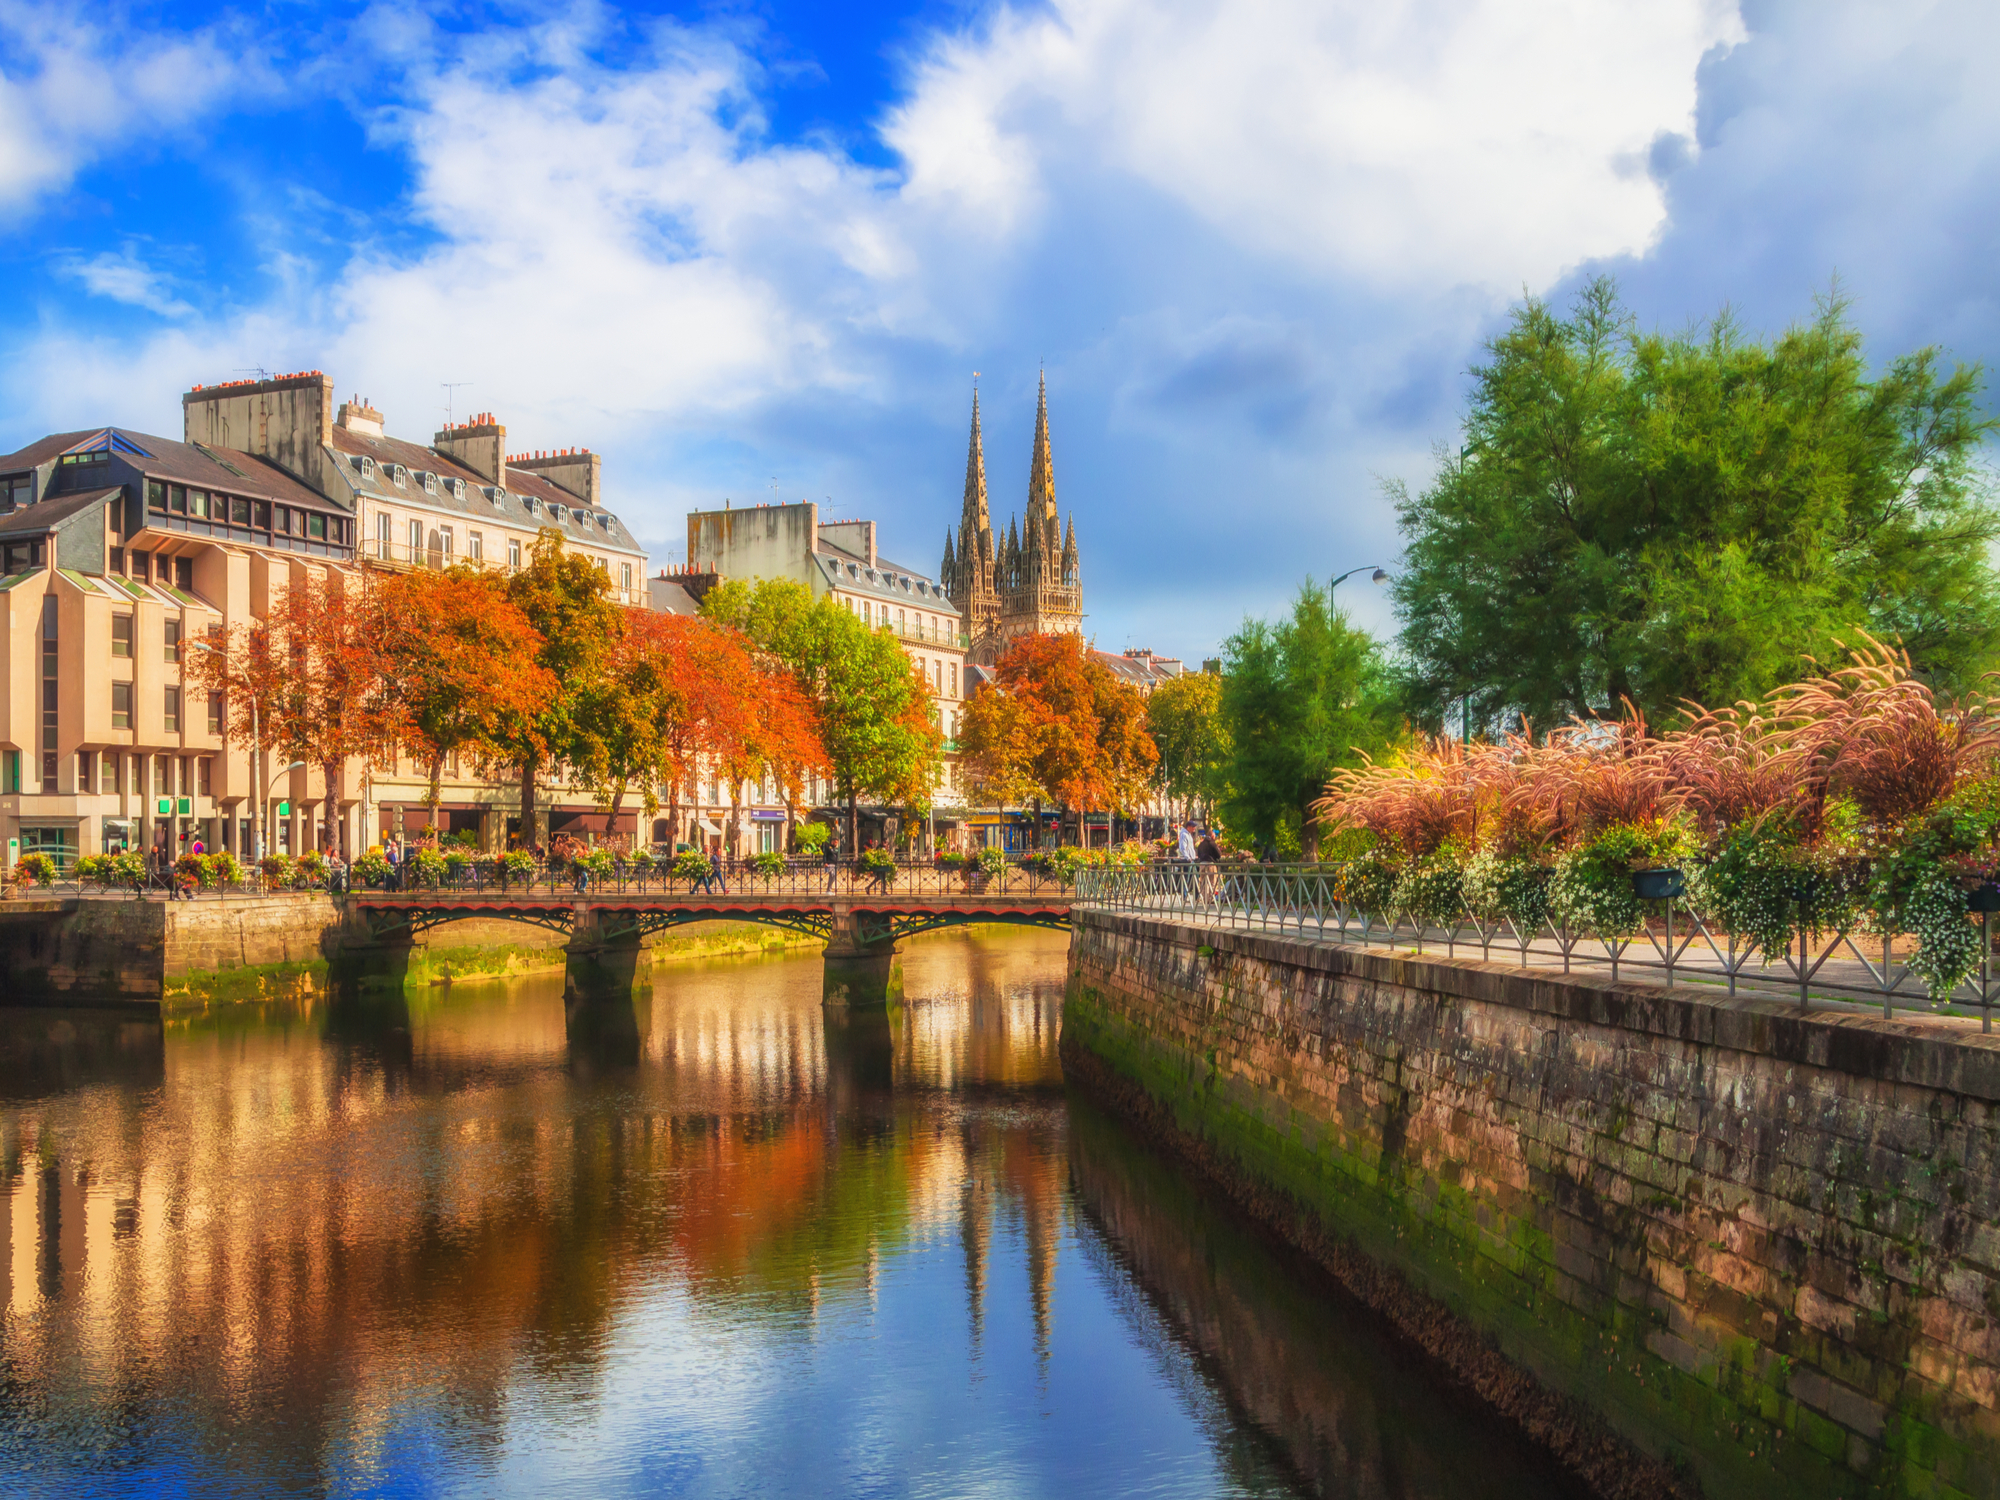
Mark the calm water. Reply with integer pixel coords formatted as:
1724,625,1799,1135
0,931,1576,1498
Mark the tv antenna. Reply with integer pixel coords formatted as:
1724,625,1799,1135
441,382,474,427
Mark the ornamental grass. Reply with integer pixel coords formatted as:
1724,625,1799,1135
1313,635,2000,997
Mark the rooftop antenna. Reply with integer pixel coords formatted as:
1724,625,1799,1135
235,366,273,381
441,382,473,428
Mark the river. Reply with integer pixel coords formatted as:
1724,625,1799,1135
0,929,1579,1497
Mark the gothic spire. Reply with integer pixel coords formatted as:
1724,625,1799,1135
1027,369,1057,529
1062,513,1077,583
941,528,957,597
961,384,991,555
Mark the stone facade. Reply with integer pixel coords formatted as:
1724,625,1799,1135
941,377,1081,666
1066,909,2000,1495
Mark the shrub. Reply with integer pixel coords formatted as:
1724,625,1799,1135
1462,850,1552,933
1047,846,1092,886
353,849,392,888
1549,821,1694,935
673,849,711,882
582,848,616,876
977,845,1008,876
751,850,784,877
936,850,967,866
794,821,831,855
859,848,896,874
1335,853,1399,916
108,852,147,890
260,854,294,888
1691,825,1857,965
501,849,537,887
13,851,57,887
204,851,244,888
74,854,109,886
410,847,447,888
1391,850,1468,928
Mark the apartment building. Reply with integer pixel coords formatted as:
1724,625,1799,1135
0,372,650,869
685,501,969,848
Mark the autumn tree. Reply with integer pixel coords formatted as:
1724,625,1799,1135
495,529,620,844
372,567,554,815
960,633,1158,846
705,578,940,853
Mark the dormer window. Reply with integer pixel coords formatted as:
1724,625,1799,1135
391,464,408,487
448,478,465,501
522,496,537,515
422,472,438,495
485,486,506,507
550,504,566,523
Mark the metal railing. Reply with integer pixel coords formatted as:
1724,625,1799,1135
1077,863,2000,1029
5,854,1075,902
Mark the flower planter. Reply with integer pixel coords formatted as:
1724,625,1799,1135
1630,867,1685,901
1967,882,2000,914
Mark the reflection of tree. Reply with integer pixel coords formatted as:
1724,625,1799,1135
0,936,1084,1491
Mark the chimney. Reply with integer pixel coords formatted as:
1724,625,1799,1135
337,395,384,438
509,446,601,505
433,412,507,484
182,370,334,490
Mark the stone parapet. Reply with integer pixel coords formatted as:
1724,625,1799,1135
1065,908,2000,1496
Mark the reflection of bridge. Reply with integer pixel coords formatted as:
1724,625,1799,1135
343,891,1075,1007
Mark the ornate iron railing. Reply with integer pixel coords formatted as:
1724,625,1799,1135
1076,863,2000,1030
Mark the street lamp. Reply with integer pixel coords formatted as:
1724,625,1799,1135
1329,565,1390,590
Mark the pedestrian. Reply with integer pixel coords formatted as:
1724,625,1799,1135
708,845,727,895
1176,822,1197,863
823,834,840,893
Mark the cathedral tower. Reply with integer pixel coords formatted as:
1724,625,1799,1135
948,372,1082,665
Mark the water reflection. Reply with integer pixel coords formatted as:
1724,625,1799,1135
0,930,1571,1497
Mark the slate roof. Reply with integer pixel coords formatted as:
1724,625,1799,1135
0,486,121,536
330,427,643,554
812,541,961,618
0,427,336,512
0,431,96,470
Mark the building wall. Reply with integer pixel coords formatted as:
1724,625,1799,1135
687,503,823,593
182,373,335,496
1066,909,2000,1496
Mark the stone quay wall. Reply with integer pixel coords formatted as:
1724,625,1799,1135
1064,909,2000,1497
0,896,347,1001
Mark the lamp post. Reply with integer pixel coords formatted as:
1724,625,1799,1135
1328,565,1390,591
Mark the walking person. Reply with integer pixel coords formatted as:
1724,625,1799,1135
823,834,840,893
708,845,727,895
1195,827,1222,902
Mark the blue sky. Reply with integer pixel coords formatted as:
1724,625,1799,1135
2,0,1995,660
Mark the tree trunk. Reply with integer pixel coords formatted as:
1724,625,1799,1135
847,788,859,858
667,777,681,851
322,761,342,858
519,754,538,849
1302,805,1321,862
608,782,626,848
727,777,742,860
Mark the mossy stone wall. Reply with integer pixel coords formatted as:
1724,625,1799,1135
1065,910,2000,1496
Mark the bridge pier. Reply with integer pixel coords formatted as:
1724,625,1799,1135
330,907,415,991
821,910,902,1010
563,906,648,1007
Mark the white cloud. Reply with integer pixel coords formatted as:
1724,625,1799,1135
0,0,258,210
59,246,195,317
889,0,1744,291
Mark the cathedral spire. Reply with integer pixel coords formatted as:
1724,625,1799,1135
1027,369,1057,529
962,384,991,553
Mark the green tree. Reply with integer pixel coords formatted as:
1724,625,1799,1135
705,578,941,853
494,530,620,844
1392,278,2000,731
1146,669,1230,826
1220,582,1397,858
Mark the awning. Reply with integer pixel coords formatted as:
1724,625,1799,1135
697,819,723,836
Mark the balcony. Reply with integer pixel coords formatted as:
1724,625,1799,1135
361,538,644,605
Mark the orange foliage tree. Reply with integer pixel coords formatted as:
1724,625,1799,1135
372,568,555,819
960,633,1158,846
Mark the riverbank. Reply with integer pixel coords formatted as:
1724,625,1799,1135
1065,907,2000,1498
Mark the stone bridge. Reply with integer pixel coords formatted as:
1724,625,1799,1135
343,889,1075,1006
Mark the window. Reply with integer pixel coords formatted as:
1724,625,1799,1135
253,500,270,529
507,538,522,569
110,546,124,574
102,754,118,794
897,608,905,634
198,757,213,797
112,682,133,730
275,506,291,535
168,485,186,514
307,513,326,540
408,519,422,558
163,686,180,733
154,756,166,797
1,750,16,792
163,618,182,662
129,549,148,581
377,513,392,559
208,691,224,735
188,490,209,519
469,531,483,562
77,751,92,794
147,479,166,512
595,557,607,573
620,562,631,593
423,472,438,495
439,527,453,561
951,663,958,698
111,613,132,657
175,557,193,591
231,496,251,526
